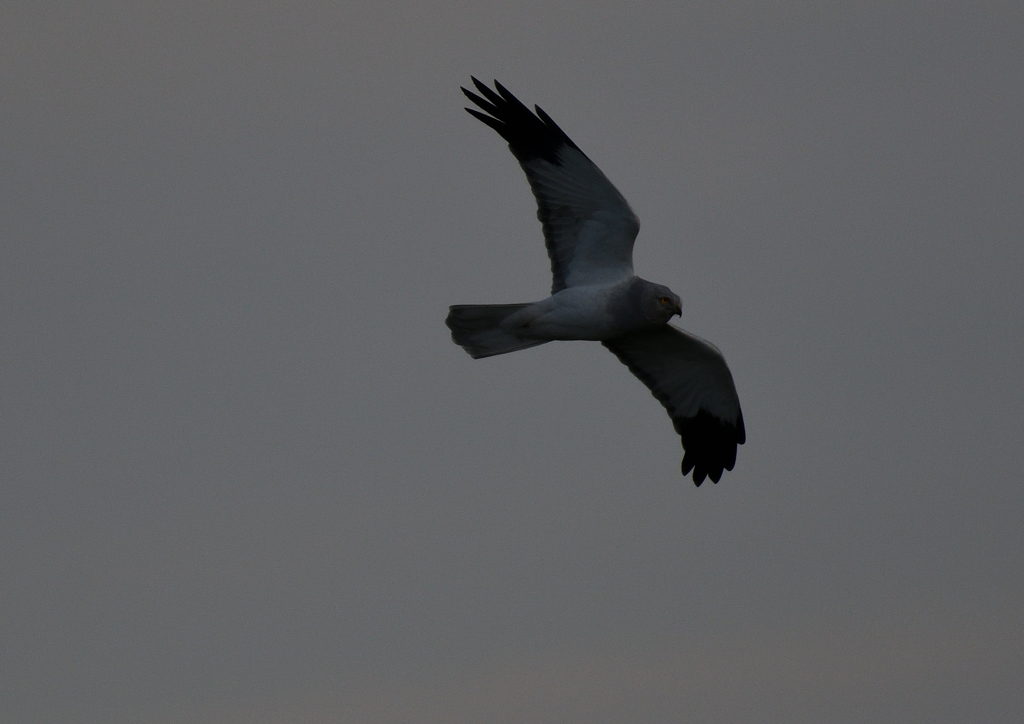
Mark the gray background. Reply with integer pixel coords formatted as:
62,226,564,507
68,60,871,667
2,3,1022,722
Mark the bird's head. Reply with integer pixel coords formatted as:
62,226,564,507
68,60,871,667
642,282,682,323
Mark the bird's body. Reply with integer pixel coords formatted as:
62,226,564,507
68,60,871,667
501,278,674,341
447,78,745,485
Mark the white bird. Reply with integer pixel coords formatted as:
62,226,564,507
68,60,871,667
447,79,745,485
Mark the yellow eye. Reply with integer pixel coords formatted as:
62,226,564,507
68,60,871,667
659,297,671,305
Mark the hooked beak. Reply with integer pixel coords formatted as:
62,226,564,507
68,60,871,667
673,303,682,317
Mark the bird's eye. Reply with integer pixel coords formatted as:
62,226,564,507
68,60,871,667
659,297,671,305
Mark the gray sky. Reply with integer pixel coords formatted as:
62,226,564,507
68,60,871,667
2,2,1022,722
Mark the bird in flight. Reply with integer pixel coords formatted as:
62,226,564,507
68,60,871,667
446,78,745,485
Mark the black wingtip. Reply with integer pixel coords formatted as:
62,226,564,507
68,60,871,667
677,409,743,486
461,77,579,166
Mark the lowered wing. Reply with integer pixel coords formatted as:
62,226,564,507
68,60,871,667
462,78,640,294
603,325,745,486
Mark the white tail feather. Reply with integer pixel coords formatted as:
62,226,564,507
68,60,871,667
445,304,548,359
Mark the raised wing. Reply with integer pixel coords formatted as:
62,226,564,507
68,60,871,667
603,325,745,486
462,78,640,294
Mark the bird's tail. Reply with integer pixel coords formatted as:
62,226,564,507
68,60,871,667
446,304,548,359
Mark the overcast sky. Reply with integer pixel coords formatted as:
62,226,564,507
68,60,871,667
2,3,1022,723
